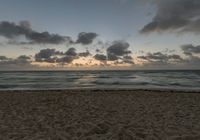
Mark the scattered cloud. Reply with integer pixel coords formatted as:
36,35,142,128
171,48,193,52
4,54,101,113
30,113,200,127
106,41,134,64
107,41,131,56
76,32,98,45
140,0,200,34
56,55,77,64
181,44,200,56
93,41,134,65
79,50,91,57
107,53,119,61
0,21,71,44
94,54,107,61
34,48,92,65
35,49,63,63
137,52,183,63
0,55,33,70
0,21,31,38
65,48,77,56
27,31,69,44
0,56,8,61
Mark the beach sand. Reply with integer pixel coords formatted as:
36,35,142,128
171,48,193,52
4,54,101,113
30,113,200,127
0,90,200,140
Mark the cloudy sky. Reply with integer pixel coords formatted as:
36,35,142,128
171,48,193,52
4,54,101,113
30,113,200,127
0,0,200,70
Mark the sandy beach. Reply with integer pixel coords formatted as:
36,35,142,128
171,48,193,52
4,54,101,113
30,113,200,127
0,90,200,140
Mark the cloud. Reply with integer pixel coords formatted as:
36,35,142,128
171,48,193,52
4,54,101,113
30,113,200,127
137,52,183,63
123,55,133,60
16,55,31,64
140,0,200,34
181,44,200,56
27,31,68,44
0,56,8,61
179,44,200,68
93,41,134,65
65,48,77,56
0,21,72,44
106,41,133,64
94,54,107,61
107,41,131,56
0,55,32,66
56,56,76,64
76,32,98,45
35,49,63,63
0,55,40,70
35,48,80,64
0,21,31,38
107,53,119,61
79,50,91,57
186,56,200,65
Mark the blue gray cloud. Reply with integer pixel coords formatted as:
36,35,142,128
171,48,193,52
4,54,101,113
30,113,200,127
76,32,98,45
181,44,200,56
0,21,98,45
140,0,200,34
0,21,71,44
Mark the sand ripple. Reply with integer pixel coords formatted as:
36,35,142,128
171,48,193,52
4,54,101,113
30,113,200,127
0,90,200,140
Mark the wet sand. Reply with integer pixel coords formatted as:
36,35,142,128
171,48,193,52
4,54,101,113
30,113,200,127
0,90,200,140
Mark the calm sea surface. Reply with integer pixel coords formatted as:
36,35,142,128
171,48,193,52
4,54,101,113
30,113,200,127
0,70,200,91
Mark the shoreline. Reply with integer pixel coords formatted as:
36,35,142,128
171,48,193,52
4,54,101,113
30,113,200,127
1,88,200,93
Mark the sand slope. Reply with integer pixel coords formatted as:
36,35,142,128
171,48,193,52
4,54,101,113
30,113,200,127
0,90,200,140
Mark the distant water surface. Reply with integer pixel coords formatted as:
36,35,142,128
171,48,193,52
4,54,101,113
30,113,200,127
0,70,200,91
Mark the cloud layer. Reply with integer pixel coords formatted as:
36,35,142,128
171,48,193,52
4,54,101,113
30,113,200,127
0,21,71,44
140,0,200,34
93,41,134,65
0,21,98,45
181,44,200,56
138,52,183,64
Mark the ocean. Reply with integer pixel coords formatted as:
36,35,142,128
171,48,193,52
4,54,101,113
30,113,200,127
0,70,200,91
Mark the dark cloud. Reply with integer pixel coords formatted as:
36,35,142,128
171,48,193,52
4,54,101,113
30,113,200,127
94,54,107,61
27,31,67,44
138,52,168,62
107,53,119,61
14,55,31,65
35,48,80,64
35,49,63,63
106,41,133,63
140,0,200,34
168,54,183,60
79,50,91,57
0,56,8,61
0,55,39,70
181,44,200,56
123,55,134,64
138,52,183,63
56,56,76,64
107,41,131,56
17,55,31,60
19,21,31,30
0,21,31,38
123,55,133,60
0,21,72,44
122,59,134,64
65,48,77,56
0,55,32,66
186,56,200,65
96,49,101,53
76,32,98,45
93,41,134,64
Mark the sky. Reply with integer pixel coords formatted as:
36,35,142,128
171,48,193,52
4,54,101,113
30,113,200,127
0,0,200,70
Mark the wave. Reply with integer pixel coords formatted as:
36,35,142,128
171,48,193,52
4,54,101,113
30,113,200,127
0,70,200,91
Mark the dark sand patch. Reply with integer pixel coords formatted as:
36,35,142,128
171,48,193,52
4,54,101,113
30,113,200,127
0,90,200,140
